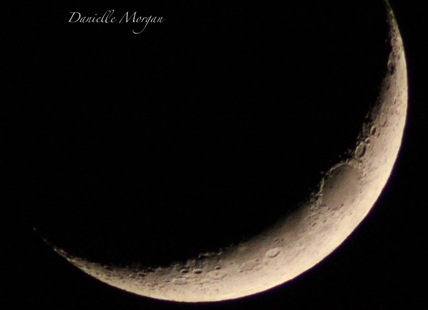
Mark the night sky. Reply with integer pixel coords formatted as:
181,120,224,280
2,1,427,309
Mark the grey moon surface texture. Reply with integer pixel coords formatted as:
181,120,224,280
44,1,408,303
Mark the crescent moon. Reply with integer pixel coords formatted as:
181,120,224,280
44,1,407,303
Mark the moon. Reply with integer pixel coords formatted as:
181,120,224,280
43,1,407,303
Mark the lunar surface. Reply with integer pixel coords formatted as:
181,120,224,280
43,1,407,303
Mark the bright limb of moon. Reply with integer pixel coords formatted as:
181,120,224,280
46,1,407,302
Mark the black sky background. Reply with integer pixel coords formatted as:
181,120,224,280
2,1,427,309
